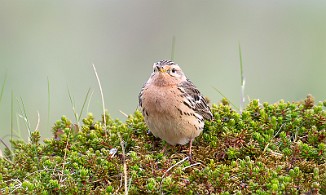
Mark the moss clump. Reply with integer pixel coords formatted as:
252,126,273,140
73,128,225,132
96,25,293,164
1,95,325,194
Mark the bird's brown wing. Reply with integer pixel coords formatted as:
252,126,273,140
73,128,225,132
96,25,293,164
178,79,213,121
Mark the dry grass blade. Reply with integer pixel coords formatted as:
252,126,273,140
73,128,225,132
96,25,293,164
239,43,246,113
119,110,129,118
34,111,40,131
17,97,31,141
92,64,107,136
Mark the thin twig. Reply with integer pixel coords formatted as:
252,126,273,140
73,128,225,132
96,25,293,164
60,134,70,183
182,162,201,171
263,123,285,152
160,156,189,194
161,156,189,180
118,132,128,195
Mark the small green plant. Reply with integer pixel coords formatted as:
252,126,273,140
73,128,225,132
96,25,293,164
0,95,325,194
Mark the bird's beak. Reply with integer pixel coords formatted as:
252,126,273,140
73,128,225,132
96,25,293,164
156,66,166,73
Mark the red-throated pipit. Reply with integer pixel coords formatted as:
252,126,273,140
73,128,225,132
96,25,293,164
139,60,213,158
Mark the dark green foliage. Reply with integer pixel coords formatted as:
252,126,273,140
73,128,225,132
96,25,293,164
1,95,325,194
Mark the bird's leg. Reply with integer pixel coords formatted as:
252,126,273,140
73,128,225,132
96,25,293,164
188,139,193,161
161,143,167,154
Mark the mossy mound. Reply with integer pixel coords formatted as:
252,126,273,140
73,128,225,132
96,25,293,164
1,95,325,194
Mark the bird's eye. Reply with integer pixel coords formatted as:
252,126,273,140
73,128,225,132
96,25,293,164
171,68,176,73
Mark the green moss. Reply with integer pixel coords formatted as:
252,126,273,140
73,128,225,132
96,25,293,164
1,95,326,194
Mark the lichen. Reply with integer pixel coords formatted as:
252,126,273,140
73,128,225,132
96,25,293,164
0,95,325,194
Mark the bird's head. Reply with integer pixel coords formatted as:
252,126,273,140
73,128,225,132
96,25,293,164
150,60,187,86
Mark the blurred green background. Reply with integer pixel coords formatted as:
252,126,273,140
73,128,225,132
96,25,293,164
1,1,326,145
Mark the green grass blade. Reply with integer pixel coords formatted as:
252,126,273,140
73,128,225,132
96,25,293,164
0,137,11,154
87,90,94,114
67,88,78,122
212,86,239,111
0,73,7,110
11,91,13,146
78,88,91,122
47,77,50,130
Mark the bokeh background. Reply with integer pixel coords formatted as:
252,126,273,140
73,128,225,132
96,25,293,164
1,1,326,146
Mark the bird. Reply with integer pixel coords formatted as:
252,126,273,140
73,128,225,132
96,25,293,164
138,60,213,158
